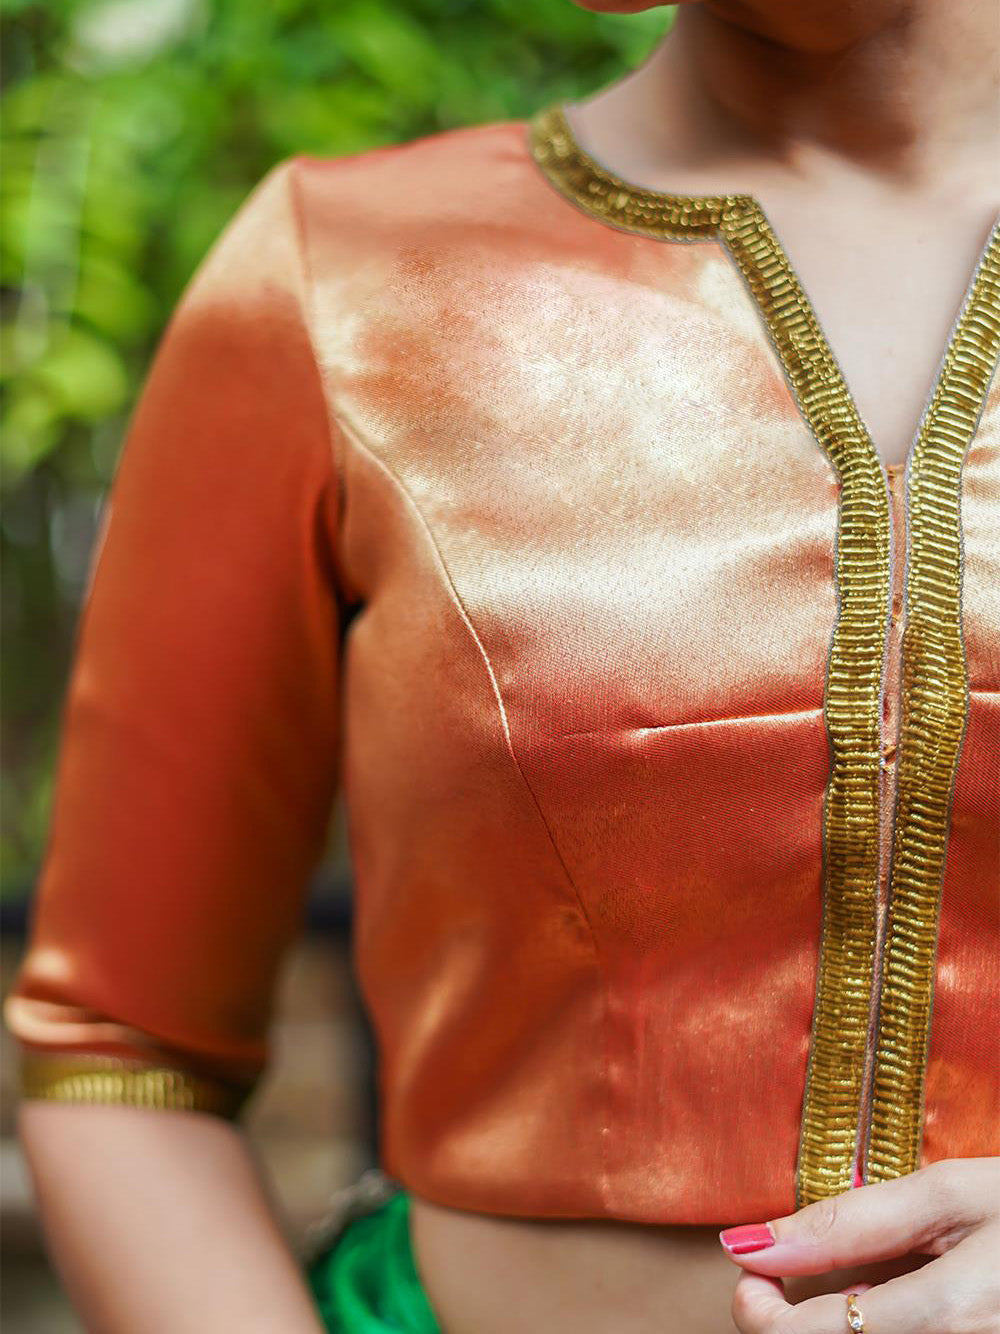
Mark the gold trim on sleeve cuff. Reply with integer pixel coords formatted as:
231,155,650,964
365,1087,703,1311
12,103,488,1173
19,1052,252,1119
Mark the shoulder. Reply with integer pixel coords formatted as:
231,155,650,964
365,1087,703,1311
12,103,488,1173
184,117,557,327
282,116,576,256
290,117,531,213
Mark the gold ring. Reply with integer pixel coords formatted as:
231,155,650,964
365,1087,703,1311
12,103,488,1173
846,1293,866,1332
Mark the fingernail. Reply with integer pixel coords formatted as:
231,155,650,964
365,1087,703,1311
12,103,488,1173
719,1223,776,1255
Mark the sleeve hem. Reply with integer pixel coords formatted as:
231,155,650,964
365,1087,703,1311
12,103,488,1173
18,1051,253,1120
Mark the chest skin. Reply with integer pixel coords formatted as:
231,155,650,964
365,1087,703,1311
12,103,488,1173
752,199,1000,470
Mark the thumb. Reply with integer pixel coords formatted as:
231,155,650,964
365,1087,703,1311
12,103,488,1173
718,1162,974,1277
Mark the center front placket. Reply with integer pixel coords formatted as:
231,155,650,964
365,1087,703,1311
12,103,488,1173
855,461,909,1182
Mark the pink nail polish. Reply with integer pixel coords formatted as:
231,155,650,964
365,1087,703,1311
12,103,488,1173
719,1223,776,1255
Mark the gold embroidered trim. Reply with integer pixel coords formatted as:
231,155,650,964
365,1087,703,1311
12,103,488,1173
716,204,891,1205
529,102,888,1204
866,227,1000,1183
528,103,744,240
19,1052,250,1119
527,102,995,1205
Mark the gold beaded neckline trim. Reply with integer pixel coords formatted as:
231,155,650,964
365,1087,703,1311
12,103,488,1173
527,101,748,241
527,99,1000,1205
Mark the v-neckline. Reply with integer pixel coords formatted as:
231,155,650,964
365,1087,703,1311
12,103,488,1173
526,100,1000,495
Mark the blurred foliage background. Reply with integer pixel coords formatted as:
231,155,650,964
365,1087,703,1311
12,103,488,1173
1,0,674,898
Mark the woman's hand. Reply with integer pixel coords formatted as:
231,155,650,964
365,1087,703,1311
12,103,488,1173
718,1157,999,1333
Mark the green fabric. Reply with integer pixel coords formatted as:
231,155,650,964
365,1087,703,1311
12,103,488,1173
306,1190,441,1332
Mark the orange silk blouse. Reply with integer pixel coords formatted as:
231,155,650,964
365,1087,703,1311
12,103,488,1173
5,103,999,1225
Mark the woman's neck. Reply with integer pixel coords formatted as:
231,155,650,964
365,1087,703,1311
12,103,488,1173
570,1,999,203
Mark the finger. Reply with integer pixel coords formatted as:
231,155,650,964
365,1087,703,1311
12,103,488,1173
719,1159,987,1277
730,1273,885,1334
730,1271,789,1333
734,1251,977,1334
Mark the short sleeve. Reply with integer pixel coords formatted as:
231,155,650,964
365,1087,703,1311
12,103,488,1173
2,158,344,1118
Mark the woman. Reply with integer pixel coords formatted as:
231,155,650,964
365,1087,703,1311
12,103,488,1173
5,0,998,1329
